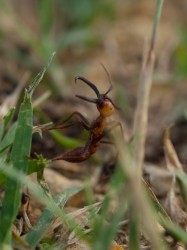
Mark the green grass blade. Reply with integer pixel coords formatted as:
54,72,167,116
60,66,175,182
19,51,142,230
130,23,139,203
2,107,15,129
103,204,127,250
25,186,82,248
91,166,126,250
0,107,15,141
0,91,33,245
50,130,82,149
128,208,139,250
143,179,170,220
150,0,164,50
159,215,187,245
0,171,7,186
0,122,17,155
0,55,53,245
92,200,127,250
1,162,87,245
27,52,55,97
38,0,53,37
176,171,187,203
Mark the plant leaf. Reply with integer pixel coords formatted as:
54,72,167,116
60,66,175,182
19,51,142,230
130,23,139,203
0,91,33,245
0,54,53,245
0,122,17,155
27,52,55,97
0,107,15,141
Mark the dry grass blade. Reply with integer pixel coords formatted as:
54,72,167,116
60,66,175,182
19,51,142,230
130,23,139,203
115,0,167,249
132,41,155,179
163,127,183,172
163,127,187,229
133,0,164,179
114,135,167,249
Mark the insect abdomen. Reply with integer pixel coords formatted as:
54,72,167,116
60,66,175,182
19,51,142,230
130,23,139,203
52,147,91,163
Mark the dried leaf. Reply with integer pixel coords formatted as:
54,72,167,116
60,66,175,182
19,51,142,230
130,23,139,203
166,191,187,230
163,127,183,172
163,127,187,229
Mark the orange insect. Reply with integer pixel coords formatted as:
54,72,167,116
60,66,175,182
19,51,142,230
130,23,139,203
48,76,119,162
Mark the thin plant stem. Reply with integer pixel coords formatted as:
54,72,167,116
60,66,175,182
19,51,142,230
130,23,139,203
133,0,164,180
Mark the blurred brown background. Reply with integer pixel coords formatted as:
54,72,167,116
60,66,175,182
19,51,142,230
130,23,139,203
1,0,187,168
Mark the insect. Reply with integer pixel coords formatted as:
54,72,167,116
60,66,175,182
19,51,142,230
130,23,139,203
47,76,119,163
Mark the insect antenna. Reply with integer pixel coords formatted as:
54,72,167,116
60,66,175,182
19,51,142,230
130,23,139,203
75,76,100,97
104,85,113,95
100,63,120,110
100,63,113,95
75,95,97,104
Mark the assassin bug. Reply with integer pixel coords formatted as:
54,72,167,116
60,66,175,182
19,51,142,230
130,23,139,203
46,76,119,163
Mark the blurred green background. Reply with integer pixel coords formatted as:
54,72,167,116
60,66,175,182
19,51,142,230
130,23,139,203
1,0,187,97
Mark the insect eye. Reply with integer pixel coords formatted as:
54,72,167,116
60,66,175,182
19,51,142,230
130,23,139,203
97,99,104,109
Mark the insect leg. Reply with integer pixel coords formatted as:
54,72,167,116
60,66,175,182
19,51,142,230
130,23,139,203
47,111,90,131
106,121,124,136
62,111,90,129
100,140,114,145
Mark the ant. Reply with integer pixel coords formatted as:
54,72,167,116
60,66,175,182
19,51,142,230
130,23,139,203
45,76,120,163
